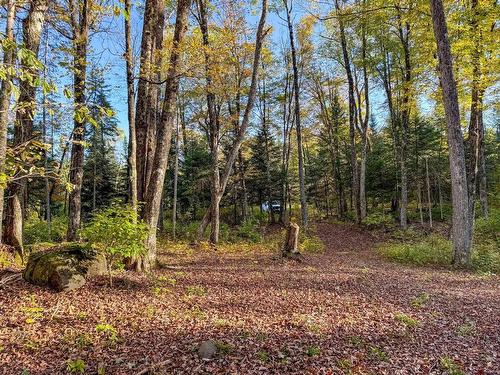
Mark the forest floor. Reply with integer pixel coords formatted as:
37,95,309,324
0,222,499,374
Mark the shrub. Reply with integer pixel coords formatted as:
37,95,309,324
66,359,86,374
299,235,325,253
23,214,67,245
236,219,262,243
378,235,452,267
362,212,394,227
81,204,148,286
305,345,321,357
474,209,500,246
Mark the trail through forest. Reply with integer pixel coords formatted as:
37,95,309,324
1,223,498,374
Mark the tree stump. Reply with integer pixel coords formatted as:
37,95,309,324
282,222,300,259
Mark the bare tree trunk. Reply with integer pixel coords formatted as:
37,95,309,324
196,0,221,244
282,222,300,257
284,0,308,230
478,106,488,217
430,0,472,266
67,0,89,241
359,11,370,221
125,0,138,214
135,0,164,204
3,0,47,254
396,7,412,230
0,0,16,244
335,0,359,223
139,0,191,271
172,112,180,240
425,157,433,228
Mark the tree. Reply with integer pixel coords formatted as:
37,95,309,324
283,0,308,230
138,0,192,270
429,0,472,266
124,0,137,214
195,0,269,243
0,0,17,244
67,0,90,241
3,0,48,255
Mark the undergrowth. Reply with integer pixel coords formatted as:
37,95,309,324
378,209,500,273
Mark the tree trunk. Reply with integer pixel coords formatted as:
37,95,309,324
135,0,164,204
359,14,369,221
335,0,359,223
139,0,192,271
425,157,433,228
196,0,268,239
3,0,47,255
125,0,138,214
67,0,89,241
397,10,412,230
430,0,472,266
0,0,16,244
172,113,180,240
284,0,308,231
282,222,300,257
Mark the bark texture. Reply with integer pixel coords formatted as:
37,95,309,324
3,0,48,256
0,0,16,244
139,0,192,271
67,0,89,241
430,0,472,266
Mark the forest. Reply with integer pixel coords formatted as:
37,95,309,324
0,0,499,374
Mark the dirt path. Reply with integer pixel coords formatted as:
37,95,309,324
1,223,498,374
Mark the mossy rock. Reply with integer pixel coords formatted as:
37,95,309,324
23,245,106,292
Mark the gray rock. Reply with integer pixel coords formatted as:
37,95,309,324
23,245,106,292
198,340,218,359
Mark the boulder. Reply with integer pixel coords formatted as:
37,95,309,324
198,340,218,360
23,245,106,292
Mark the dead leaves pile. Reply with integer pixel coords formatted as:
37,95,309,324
0,222,498,374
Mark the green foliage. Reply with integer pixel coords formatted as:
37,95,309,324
0,250,22,268
439,356,464,375
474,209,500,244
235,219,262,243
380,228,499,273
456,320,476,337
23,214,67,245
95,323,118,343
394,313,419,328
305,345,321,357
256,350,270,362
299,235,325,254
214,341,233,355
410,292,430,308
185,285,206,297
66,359,86,374
379,235,452,267
81,204,148,284
368,345,388,361
362,211,394,227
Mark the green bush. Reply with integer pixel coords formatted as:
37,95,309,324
471,243,499,274
474,209,499,246
378,235,452,267
23,214,67,245
300,235,325,253
236,219,262,243
379,230,499,273
362,212,394,227
81,204,148,285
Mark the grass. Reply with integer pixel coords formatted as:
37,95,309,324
379,215,500,273
305,345,321,357
394,313,419,328
410,292,430,308
439,356,465,375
